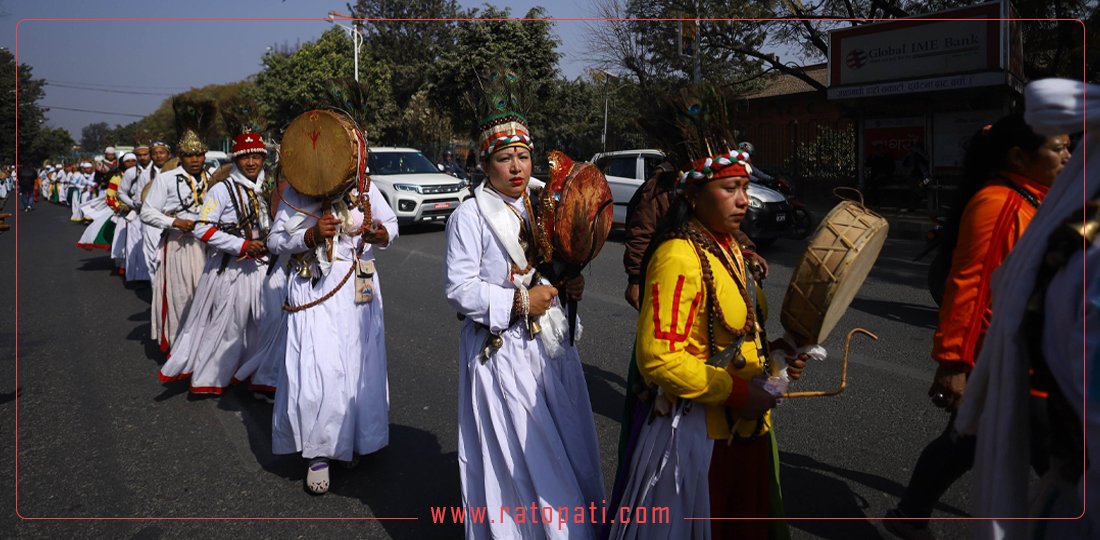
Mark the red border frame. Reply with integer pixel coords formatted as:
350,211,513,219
11,14,1089,527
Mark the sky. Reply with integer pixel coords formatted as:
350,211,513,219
2,0,601,141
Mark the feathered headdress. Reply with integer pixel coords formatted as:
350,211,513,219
172,96,217,156
470,69,533,159
323,77,371,136
635,83,750,185
221,93,268,141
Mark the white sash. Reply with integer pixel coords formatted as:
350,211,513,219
473,182,578,358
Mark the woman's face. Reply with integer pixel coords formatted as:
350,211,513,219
484,146,532,199
690,175,751,235
1011,134,1071,186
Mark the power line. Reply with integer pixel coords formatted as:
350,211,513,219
45,82,175,96
42,105,147,118
44,78,188,92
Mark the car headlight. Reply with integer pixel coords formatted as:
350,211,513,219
748,197,763,209
394,183,421,194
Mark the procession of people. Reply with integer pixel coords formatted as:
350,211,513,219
18,72,1091,539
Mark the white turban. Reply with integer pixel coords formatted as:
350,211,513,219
121,152,137,162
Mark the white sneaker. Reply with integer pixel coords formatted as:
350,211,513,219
305,459,330,495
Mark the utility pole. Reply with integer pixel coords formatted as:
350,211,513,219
327,11,363,82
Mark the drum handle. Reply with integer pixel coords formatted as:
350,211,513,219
781,327,877,399
832,187,866,207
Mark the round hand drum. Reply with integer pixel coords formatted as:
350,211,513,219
781,196,889,346
536,150,614,269
280,109,364,200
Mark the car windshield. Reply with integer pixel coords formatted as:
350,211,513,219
368,151,438,175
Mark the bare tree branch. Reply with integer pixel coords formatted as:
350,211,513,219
710,42,828,91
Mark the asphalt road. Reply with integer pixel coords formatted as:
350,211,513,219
3,201,974,539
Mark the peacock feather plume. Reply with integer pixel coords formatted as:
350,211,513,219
172,95,218,145
222,93,268,139
322,77,371,136
635,83,738,169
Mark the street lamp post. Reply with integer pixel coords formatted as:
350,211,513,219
327,11,363,82
597,69,631,154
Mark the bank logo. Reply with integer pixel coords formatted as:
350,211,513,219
846,49,868,69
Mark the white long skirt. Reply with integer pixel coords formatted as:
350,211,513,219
110,212,131,267
608,400,712,540
143,222,164,278
159,254,264,393
124,217,151,282
234,261,289,391
150,231,205,351
70,188,89,221
272,259,389,461
458,321,605,540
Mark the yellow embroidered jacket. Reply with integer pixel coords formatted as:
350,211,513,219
636,233,770,439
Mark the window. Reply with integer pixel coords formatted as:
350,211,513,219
599,156,637,179
642,156,663,180
368,152,439,175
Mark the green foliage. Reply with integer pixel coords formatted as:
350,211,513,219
350,0,467,108
0,48,49,164
105,80,263,151
398,89,454,159
26,127,76,162
80,122,111,153
254,28,397,143
429,6,561,141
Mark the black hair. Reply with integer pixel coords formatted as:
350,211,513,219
941,113,1047,258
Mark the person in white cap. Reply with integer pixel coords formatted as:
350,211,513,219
70,162,95,222
118,144,153,282
137,141,173,281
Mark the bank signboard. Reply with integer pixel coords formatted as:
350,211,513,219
828,1,1019,96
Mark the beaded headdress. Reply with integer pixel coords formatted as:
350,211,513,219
473,70,533,159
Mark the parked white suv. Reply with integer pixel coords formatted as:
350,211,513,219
368,147,471,225
591,149,793,245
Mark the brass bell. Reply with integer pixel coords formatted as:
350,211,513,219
490,335,504,349
529,318,542,336
732,349,747,369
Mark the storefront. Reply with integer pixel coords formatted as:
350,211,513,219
827,0,1025,210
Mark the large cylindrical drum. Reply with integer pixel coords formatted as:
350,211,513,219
279,109,364,199
781,199,888,346
536,150,614,270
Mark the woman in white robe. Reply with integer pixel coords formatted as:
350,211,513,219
443,129,603,537
267,178,397,494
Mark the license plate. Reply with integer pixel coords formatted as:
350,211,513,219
433,202,452,209
775,213,787,222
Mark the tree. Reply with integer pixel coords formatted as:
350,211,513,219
254,28,398,143
428,6,561,142
26,127,76,162
109,81,260,151
586,0,773,92
0,48,48,164
349,0,468,108
80,122,111,154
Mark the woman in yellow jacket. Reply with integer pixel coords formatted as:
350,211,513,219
609,150,805,540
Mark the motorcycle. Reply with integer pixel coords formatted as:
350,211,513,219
772,174,814,239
